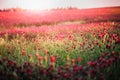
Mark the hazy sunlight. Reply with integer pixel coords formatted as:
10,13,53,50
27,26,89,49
0,0,120,10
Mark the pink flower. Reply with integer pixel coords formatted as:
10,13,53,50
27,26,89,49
50,55,56,63
21,49,25,56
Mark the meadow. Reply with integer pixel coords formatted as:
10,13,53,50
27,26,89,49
0,7,120,80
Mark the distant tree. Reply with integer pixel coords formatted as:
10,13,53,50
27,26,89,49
13,8,22,12
9,8,14,12
67,7,78,10
0,7,25,12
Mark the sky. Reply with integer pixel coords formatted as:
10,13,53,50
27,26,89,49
0,0,120,10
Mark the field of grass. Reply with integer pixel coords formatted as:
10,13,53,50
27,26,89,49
0,7,120,80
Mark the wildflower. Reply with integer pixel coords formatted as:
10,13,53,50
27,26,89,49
87,61,92,66
35,53,40,58
18,41,21,44
73,65,79,72
28,54,32,58
98,33,103,39
79,65,83,70
100,76,105,80
106,44,111,49
50,55,56,63
21,49,25,56
44,55,48,62
50,55,56,66
77,57,82,63
26,68,32,76
36,53,43,64
102,53,107,57
73,45,76,49
38,56,43,64
63,73,68,78
71,58,75,66
111,51,115,55
44,49,49,55
90,69,96,78
13,61,17,66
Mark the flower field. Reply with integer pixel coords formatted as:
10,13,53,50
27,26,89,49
0,7,120,80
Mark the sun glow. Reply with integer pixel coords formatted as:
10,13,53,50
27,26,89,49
20,0,52,10
0,0,120,10
19,0,98,10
